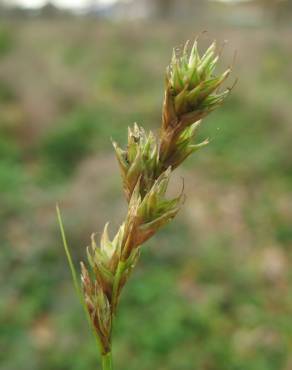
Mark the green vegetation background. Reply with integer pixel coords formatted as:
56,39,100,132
0,15,292,370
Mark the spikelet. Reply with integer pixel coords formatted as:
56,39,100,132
161,39,232,164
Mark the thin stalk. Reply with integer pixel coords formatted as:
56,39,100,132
102,352,113,370
56,204,103,354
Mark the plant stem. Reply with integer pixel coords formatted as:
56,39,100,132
102,352,113,370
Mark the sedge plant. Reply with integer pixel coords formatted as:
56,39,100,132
57,38,233,370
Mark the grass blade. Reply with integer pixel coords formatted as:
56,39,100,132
56,204,103,354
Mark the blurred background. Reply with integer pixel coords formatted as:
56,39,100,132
0,1,292,369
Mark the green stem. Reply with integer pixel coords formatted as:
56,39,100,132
102,352,113,370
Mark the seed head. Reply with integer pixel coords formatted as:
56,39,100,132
165,40,231,125
113,123,159,200
73,38,234,360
